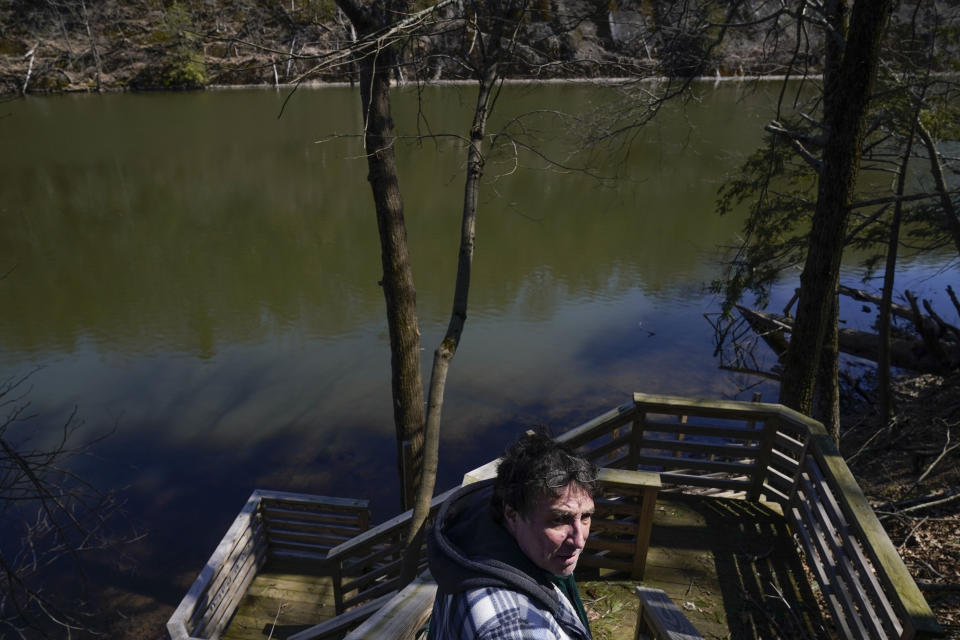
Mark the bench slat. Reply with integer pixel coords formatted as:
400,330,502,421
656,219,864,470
288,593,395,640
634,586,705,640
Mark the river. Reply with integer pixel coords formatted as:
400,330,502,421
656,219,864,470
0,82,954,633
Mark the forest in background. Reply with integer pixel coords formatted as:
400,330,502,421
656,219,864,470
0,0,938,94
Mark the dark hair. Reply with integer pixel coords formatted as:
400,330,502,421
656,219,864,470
491,430,598,523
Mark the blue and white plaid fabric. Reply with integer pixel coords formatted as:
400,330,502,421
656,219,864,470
428,585,591,640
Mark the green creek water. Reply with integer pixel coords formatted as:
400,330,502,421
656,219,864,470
0,83,954,624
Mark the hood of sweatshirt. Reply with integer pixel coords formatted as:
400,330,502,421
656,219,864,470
426,480,565,618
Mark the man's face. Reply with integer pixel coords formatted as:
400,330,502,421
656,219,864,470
503,482,595,576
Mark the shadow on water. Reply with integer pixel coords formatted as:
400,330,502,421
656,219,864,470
66,420,400,604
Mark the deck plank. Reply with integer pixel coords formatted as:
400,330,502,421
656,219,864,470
222,564,337,640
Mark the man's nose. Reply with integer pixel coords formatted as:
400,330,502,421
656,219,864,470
569,520,588,548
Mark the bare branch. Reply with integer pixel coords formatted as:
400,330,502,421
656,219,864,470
0,372,132,635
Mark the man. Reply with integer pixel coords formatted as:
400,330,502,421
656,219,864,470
427,431,597,639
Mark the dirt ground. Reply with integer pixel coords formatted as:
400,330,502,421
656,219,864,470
842,372,960,638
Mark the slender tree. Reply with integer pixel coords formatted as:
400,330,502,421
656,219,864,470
402,0,530,583
778,0,895,432
334,0,426,511
332,2,535,523
709,1,959,437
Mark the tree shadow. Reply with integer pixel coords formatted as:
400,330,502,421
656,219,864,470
648,493,830,639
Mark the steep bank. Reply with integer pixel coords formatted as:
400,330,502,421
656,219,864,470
841,372,960,635
2,0,813,95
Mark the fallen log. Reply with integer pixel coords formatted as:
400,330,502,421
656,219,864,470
875,488,960,517
736,306,960,373
917,580,960,594
734,305,791,356
839,284,916,323
838,284,960,342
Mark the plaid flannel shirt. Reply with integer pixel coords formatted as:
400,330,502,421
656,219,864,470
428,584,591,640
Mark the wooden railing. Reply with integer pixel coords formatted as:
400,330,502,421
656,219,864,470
325,488,457,615
555,393,942,640
583,468,660,579
169,394,943,640
166,490,370,640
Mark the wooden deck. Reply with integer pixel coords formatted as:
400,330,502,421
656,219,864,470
218,493,823,640
172,394,941,640
222,560,337,640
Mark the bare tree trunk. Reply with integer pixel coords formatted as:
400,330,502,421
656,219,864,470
812,293,840,440
22,43,38,95
878,195,903,427
878,116,918,426
917,121,960,258
335,0,424,511
400,62,500,584
779,0,893,416
79,0,102,92
400,1,528,584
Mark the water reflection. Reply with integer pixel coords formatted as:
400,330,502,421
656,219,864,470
1,84,952,628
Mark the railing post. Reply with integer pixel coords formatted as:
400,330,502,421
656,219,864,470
401,440,415,510
357,506,370,534
630,408,646,468
332,560,345,614
749,415,777,501
633,479,660,579
788,435,811,508
674,414,687,458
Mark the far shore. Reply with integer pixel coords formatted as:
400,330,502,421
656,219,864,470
5,72,829,98
209,72,822,91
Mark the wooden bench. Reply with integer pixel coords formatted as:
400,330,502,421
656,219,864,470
287,593,394,640
341,571,436,640
634,586,705,640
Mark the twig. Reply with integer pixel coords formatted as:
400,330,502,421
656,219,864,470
875,487,960,515
905,290,947,366
737,584,790,640
265,602,287,640
582,594,608,607
782,288,799,317
845,421,889,464
909,428,959,491
764,581,812,640
1,262,18,281
903,489,960,513
897,517,928,553
913,558,945,579
719,364,781,381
